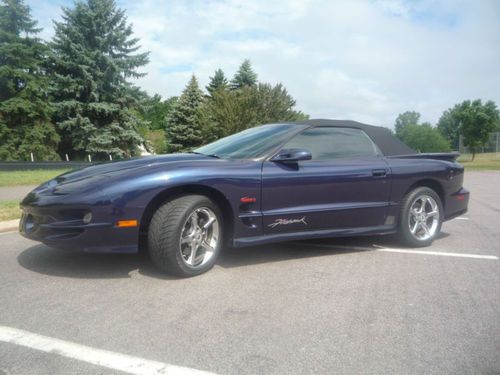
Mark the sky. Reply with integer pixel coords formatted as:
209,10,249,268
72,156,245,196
27,0,500,128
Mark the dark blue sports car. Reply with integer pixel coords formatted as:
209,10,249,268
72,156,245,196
20,120,469,276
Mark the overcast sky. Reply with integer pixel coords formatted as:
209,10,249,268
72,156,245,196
28,0,500,128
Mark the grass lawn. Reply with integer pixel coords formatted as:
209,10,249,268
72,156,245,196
0,200,21,221
458,152,500,171
0,169,69,187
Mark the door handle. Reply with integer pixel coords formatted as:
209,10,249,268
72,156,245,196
372,169,387,177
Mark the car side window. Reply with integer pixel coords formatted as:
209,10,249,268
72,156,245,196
283,127,380,160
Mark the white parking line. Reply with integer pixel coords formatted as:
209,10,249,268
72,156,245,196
0,230,17,236
454,217,469,220
374,247,498,260
0,326,216,375
291,242,497,260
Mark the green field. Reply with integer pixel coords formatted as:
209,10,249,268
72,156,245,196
458,152,500,170
0,169,69,187
0,200,21,221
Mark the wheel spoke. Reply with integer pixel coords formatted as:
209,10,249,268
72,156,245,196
180,234,194,244
200,241,215,254
426,210,439,219
421,222,431,236
418,200,425,213
410,221,419,234
203,217,216,230
426,197,435,210
187,244,199,265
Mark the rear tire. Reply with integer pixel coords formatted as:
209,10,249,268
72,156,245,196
148,195,223,277
398,187,443,247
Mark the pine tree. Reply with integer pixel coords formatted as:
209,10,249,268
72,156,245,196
206,68,228,96
49,0,149,159
166,75,206,152
0,0,60,160
230,59,257,90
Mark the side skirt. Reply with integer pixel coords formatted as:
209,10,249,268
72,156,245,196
233,224,397,248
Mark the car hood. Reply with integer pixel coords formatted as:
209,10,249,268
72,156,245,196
33,154,213,196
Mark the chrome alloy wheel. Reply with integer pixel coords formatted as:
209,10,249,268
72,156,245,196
179,207,220,267
408,194,440,241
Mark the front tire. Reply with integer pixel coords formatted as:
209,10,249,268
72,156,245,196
398,187,443,247
148,195,223,277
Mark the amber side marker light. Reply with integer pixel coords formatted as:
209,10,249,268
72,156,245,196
116,220,138,228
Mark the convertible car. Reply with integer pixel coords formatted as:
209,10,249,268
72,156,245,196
20,120,469,276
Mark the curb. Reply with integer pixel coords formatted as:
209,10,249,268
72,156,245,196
0,219,19,233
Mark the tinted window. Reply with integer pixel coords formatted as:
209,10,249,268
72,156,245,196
283,127,379,160
194,124,302,159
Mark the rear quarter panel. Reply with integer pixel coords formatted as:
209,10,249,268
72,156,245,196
385,157,465,220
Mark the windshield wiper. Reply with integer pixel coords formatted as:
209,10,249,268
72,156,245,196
189,151,221,159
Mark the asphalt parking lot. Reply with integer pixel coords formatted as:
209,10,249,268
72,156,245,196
0,171,499,375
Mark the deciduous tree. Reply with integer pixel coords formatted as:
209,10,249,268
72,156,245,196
394,111,420,139
204,82,307,142
398,123,450,153
437,100,500,159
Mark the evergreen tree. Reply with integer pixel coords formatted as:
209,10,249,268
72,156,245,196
166,75,206,152
0,0,60,160
206,68,228,97
49,0,149,159
230,59,257,90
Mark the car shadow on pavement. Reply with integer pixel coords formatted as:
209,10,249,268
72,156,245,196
17,244,177,280
17,233,450,279
217,232,450,268
218,237,378,268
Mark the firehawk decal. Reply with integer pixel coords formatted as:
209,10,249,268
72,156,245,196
268,217,307,228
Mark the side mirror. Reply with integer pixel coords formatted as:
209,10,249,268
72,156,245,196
271,148,312,163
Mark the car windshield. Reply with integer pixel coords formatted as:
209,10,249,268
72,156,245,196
193,123,302,159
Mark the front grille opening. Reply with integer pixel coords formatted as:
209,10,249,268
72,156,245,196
59,209,89,221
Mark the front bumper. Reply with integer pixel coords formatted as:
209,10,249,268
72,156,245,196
19,204,142,254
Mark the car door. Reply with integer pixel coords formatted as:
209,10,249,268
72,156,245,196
261,127,391,234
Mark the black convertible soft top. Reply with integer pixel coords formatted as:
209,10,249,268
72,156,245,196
293,119,416,156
